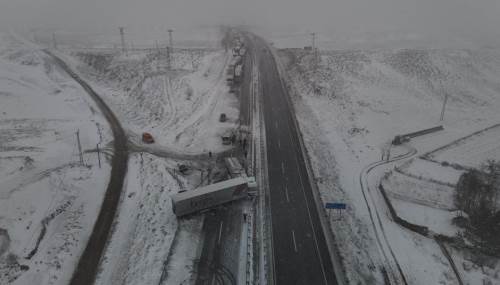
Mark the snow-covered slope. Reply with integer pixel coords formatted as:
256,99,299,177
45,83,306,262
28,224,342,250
278,47,500,284
63,47,236,284
0,33,111,285
71,48,239,155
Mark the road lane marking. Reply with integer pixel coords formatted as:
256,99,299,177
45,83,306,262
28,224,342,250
218,221,224,245
281,162,285,175
285,185,290,202
292,230,298,252
278,139,281,149
275,120,278,130
282,105,330,284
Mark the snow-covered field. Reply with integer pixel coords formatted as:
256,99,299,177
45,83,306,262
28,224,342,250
58,39,236,284
0,33,112,285
68,47,239,156
0,28,234,285
425,124,500,169
95,153,207,285
382,170,456,210
396,158,462,186
277,47,500,284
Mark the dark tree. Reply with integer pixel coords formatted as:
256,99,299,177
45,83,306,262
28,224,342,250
455,160,500,249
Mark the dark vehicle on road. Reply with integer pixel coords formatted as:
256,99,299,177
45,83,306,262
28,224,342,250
219,113,227,122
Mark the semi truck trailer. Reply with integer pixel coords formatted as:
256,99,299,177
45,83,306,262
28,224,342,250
171,176,251,217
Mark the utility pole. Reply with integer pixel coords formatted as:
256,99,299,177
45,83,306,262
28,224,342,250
440,93,449,121
32,29,38,43
166,46,171,70
76,130,84,165
311,32,316,52
52,33,57,50
155,40,160,70
96,144,101,168
311,32,319,69
311,32,318,92
119,27,127,55
168,29,174,70
168,29,174,49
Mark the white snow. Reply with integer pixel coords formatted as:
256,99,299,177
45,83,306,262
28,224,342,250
392,199,458,237
0,33,111,285
62,40,235,284
382,171,456,210
1,29,240,285
427,124,500,169
66,48,239,155
396,158,463,186
277,46,500,284
448,246,500,285
95,153,195,285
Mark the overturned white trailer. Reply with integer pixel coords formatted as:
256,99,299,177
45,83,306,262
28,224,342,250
171,176,252,217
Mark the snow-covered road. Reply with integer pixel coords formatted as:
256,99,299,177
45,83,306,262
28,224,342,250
0,33,112,285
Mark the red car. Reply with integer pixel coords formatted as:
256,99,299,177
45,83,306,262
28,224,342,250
142,132,154,143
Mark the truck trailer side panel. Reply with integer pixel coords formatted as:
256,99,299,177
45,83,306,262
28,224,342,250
171,177,248,217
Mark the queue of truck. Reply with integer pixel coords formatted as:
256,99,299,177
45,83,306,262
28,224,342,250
170,36,256,218
226,38,246,87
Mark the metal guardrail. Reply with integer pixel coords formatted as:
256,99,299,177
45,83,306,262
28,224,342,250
266,43,348,285
249,46,275,285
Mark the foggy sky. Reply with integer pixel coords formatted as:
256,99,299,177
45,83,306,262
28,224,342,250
2,0,500,47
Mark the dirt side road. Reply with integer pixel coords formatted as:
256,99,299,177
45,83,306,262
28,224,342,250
44,50,129,285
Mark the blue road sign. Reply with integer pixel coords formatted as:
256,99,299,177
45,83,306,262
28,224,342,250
325,202,346,210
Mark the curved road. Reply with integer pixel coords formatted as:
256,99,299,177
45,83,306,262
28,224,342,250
44,50,129,285
359,146,416,284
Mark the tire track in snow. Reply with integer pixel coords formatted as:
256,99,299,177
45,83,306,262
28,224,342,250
160,74,176,127
358,146,417,285
172,52,231,139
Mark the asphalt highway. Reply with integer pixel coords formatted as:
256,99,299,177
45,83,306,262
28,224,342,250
195,32,338,285
252,37,338,285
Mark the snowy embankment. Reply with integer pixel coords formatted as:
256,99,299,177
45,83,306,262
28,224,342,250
278,47,500,284
95,153,205,285
59,44,236,283
0,33,111,285
66,48,239,156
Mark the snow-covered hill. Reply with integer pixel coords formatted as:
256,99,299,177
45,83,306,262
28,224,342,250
278,47,500,284
71,48,239,155
0,33,111,285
